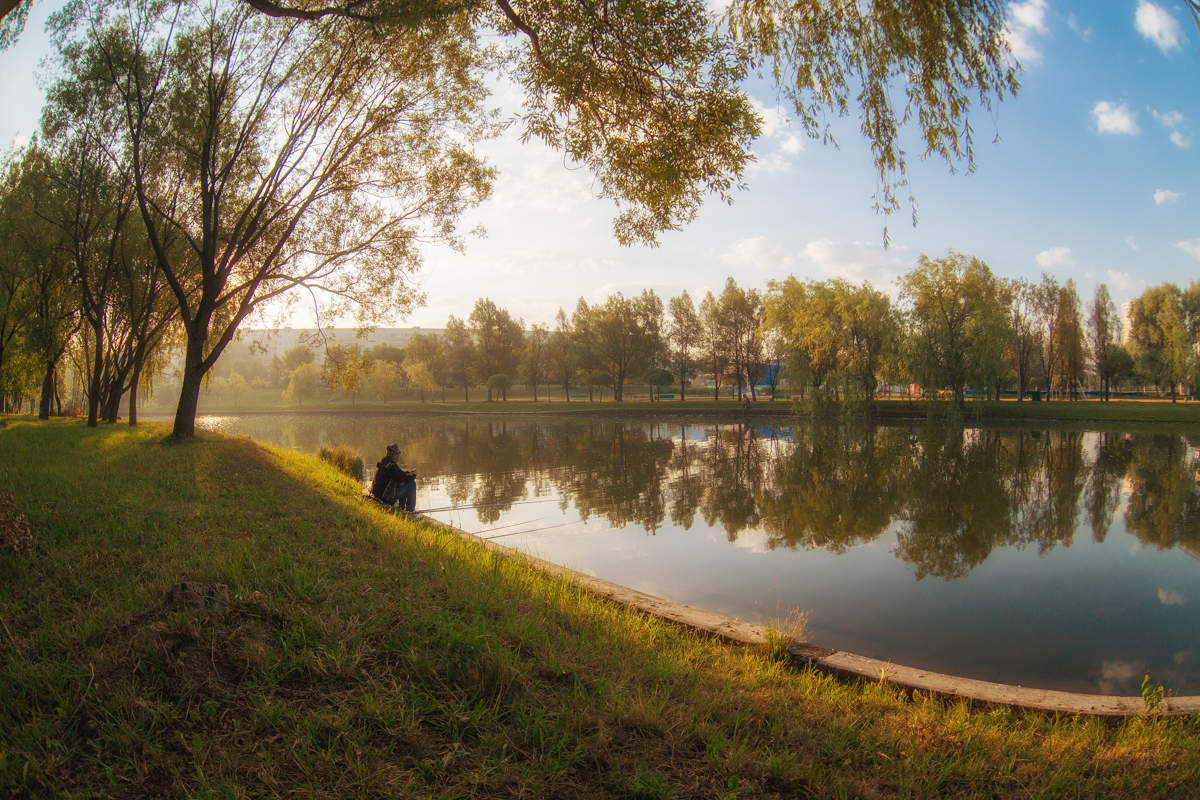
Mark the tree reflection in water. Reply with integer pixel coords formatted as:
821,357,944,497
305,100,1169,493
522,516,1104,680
206,414,1200,577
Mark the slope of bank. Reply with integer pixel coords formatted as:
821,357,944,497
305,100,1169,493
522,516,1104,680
1,420,1198,798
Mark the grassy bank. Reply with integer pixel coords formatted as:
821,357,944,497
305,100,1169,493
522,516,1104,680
2,420,1199,798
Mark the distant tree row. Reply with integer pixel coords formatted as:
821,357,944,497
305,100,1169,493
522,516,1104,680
248,256,1200,407
337,256,1200,406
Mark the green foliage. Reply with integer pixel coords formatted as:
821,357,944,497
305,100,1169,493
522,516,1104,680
1142,673,1165,713
643,368,674,389
631,765,677,800
574,291,664,401
763,610,808,664
469,299,524,385
764,277,898,401
317,444,364,481
486,372,512,401
283,362,322,406
898,251,1008,405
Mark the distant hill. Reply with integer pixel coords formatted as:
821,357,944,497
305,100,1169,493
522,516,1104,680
232,327,445,359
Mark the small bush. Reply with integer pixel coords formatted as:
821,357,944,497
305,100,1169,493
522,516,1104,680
0,491,34,554
318,444,364,481
763,609,810,663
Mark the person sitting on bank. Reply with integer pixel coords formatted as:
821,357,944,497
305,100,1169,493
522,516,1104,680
371,442,417,512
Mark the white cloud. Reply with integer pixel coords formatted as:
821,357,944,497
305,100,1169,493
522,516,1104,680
1092,101,1140,135
1179,240,1200,261
1106,269,1146,294
751,98,787,139
720,236,793,273
1011,0,1048,32
1124,236,1139,251
1158,588,1186,606
1152,109,1190,147
1005,0,1050,65
748,151,795,176
746,100,807,174
1135,1,1185,54
779,134,805,155
800,239,909,290
1067,13,1094,41
1154,188,1184,206
1035,246,1074,268
1154,109,1185,128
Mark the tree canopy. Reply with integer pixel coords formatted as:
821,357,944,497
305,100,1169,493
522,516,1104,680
10,0,1018,246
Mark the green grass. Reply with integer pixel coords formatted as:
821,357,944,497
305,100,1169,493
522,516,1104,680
3,419,1200,798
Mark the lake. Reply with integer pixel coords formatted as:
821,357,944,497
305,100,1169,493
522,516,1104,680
198,412,1200,696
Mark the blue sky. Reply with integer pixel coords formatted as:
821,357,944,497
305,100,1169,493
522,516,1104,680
2,1,1197,330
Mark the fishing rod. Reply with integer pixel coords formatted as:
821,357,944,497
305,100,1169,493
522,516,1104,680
482,520,581,541
415,496,564,515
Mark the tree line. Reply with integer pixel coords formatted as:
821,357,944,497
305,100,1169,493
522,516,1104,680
209,255,1200,408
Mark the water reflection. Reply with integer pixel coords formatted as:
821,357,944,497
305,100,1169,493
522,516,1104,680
199,413,1200,693
205,414,1200,577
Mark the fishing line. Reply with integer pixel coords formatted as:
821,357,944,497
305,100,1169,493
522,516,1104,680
482,520,581,541
416,496,563,515
470,517,545,536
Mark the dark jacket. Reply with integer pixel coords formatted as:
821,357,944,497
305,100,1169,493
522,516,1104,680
371,458,416,504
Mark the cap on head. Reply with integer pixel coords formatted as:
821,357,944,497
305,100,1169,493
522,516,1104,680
386,442,400,455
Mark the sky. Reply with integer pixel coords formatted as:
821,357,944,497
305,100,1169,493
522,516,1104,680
2,1,1198,331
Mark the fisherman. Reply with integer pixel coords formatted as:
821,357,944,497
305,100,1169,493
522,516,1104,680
370,442,417,512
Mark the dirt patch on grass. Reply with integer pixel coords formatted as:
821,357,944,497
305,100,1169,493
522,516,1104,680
0,491,34,554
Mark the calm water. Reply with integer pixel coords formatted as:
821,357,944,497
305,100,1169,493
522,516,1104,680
198,413,1200,695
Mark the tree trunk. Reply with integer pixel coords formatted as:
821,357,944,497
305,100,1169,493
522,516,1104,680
87,320,104,427
102,385,122,423
39,361,55,420
128,364,140,425
172,322,210,439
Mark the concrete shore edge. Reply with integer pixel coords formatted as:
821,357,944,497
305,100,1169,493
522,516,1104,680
416,512,1200,718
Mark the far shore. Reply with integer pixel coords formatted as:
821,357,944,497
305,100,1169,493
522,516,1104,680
133,396,1200,427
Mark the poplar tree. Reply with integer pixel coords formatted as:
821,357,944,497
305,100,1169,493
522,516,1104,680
667,291,701,401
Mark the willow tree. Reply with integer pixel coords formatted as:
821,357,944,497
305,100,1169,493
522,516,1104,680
899,251,1007,406
57,1,492,437
26,0,1020,242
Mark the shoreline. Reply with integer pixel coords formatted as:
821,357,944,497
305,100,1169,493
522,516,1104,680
417,511,1200,717
132,397,1200,428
